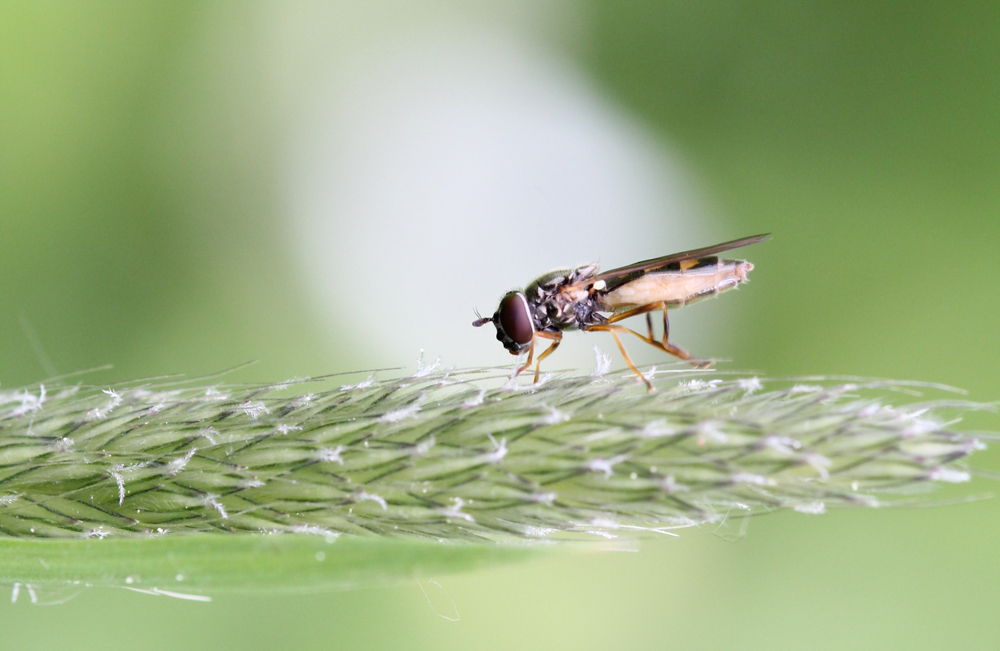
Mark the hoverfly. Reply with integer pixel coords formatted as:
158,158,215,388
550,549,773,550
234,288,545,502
473,234,769,391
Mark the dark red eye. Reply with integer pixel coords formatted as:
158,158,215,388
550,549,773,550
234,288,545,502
498,293,534,345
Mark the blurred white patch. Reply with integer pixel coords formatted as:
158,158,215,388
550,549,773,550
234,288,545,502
283,22,711,369
929,467,970,483
793,502,826,515
590,346,612,377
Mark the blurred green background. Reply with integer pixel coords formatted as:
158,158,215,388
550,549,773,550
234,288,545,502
1,1,997,649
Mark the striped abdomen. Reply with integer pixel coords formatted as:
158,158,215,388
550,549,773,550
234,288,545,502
597,258,753,311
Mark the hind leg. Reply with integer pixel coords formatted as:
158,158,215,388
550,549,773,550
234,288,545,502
609,303,709,367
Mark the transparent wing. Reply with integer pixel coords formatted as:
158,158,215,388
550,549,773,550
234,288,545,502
573,234,770,293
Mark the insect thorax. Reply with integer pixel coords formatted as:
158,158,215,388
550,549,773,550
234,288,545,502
524,264,604,332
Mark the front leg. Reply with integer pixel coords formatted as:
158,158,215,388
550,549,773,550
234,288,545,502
515,331,561,379
532,332,562,383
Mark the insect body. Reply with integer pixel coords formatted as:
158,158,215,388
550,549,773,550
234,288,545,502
473,234,770,390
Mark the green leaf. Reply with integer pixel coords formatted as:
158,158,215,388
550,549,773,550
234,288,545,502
0,535,540,595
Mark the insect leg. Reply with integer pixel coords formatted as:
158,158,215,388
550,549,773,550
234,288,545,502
658,341,710,368
584,324,654,391
515,337,536,377
515,331,560,378
660,302,670,345
601,322,710,369
644,303,671,342
606,303,709,368
532,332,562,383
607,304,661,325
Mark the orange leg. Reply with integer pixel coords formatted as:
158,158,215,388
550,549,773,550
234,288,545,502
532,332,562,383
606,302,709,367
606,303,661,325
644,301,669,344
515,331,562,380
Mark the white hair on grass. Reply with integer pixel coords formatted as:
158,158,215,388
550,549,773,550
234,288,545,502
199,426,219,445
356,491,388,511
763,436,802,455
482,434,507,464
271,377,307,391
587,455,629,479
440,497,474,523
588,517,622,531
966,439,988,453
316,446,345,464
804,452,832,480
109,467,126,505
292,394,314,408
238,401,270,420
858,403,883,418
794,502,827,515
203,387,229,401
532,374,554,390
731,472,774,486
503,351,526,393
902,415,948,438
527,492,557,505
413,350,441,378
591,346,612,378
577,519,619,539
413,436,436,456
542,405,570,425
522,524,559,537
203,495,228,519
681,379,723,392
109,462,151,505
340,375,377,391
292,524,340,538
503,371,555,392
166,448,197,477
929,467,971,483
9,385,46,418
502,362,523,392
696,420,728,444
462,389,486,408
381,393,428,423
596,520,681,538
660,475,688,493
52,437,74,453
643,419,677,438
417,578,460,622
123,587,212,602
86,388,121,421
0,369,986,543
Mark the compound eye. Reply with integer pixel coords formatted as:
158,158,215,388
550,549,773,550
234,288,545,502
498,293,534,345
